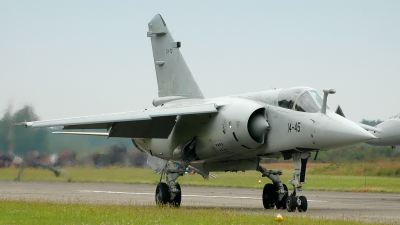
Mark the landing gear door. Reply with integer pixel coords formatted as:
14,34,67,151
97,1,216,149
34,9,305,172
147,155,168,174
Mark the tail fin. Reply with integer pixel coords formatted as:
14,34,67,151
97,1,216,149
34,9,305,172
147,14,204,99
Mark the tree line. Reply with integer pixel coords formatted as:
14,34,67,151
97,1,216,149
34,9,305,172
0,105,48,155
0,105,132,157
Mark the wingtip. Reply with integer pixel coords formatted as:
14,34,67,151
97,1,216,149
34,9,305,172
13,121,34,127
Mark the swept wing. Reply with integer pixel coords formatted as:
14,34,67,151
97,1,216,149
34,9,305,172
16,103,218,138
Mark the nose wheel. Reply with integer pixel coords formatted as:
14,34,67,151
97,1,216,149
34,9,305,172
286,194,308,212
297,196,308,212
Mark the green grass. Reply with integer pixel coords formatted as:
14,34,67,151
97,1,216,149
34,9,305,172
309,159,400,177
0,200,391,225
1,166,400,193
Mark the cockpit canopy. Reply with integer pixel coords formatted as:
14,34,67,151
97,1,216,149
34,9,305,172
278,87,328,113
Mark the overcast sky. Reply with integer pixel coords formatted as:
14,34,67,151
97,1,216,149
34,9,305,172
1,1,399,122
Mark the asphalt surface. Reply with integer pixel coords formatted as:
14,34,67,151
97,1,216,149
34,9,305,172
1,181,400,223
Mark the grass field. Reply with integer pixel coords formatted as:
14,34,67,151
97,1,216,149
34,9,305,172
0,200,392,225
1,163,400,193
309,159,400,177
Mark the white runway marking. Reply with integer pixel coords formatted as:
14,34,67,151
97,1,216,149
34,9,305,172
79,190,153,196
78,190,327,202
78,190,260,200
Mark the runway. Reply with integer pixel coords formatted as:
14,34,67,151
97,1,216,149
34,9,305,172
1,181,399,223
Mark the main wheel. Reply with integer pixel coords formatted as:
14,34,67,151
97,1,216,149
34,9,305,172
155,182,170,206
275,184,288,209
170,183,181,207
297,196,308,212
262,183,276,209
286,195,297,212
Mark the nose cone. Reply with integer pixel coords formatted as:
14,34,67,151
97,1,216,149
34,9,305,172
320,113,376,149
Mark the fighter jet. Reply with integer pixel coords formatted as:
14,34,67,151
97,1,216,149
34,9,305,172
365,113,400,149
16,14,376,212
335,106,400,149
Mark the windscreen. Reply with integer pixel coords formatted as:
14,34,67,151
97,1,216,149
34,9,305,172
295,92,319,113
278,87,306,110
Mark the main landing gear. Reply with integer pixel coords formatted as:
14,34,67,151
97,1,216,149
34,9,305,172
258,166,288,209
259,152,310,212
153,138,199,207
155,181,182,207
155,160,188,207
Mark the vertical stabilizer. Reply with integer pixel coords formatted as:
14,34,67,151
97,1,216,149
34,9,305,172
147,14,204,99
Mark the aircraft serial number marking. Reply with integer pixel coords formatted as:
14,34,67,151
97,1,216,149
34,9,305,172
166,49,173,54
288,122,301,133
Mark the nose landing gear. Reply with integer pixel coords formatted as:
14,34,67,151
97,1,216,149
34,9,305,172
286,192,308,212
259,152,310,212
286,152,310,212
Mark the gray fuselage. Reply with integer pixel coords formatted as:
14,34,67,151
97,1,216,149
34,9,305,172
133,88,371,165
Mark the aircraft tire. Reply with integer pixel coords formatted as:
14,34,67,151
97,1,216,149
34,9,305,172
170,183,181,207
275,184,288,209
297,196,308,212
262,183,276,209
155,182,170,205
286,195,297,212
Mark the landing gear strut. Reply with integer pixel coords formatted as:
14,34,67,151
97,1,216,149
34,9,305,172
155,160,188,207
286,153,310,212
154,138,198,207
